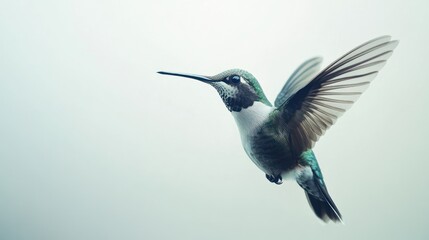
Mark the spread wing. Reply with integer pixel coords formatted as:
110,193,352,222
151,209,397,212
275,57,323,107
276,36,399,153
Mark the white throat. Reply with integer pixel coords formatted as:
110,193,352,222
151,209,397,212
231,101,274,137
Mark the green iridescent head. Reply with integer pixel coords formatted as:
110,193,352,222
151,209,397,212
158,69,272,112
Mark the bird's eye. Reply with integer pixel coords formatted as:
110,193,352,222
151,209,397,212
229,75,241,84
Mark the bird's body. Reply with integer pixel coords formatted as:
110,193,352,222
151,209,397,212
232,102,294,178
232,100,340,221
231,102,288,175
158,36,398,223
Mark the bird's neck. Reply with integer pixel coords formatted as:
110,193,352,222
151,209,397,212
231,101,274,137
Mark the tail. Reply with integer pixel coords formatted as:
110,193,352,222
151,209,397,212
297,151,343,223
298,174,343,223
305,182,343,223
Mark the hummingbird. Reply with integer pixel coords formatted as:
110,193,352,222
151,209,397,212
158,36,398,223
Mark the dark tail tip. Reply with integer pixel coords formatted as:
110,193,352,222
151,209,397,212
305,192,343,223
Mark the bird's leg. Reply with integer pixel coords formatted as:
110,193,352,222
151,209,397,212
265,174,283,185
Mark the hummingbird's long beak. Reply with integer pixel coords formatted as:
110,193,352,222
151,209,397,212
157,71,220,83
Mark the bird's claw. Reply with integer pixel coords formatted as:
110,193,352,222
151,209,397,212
266,174,283,185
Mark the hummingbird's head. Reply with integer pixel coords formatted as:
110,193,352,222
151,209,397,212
158,69,271,112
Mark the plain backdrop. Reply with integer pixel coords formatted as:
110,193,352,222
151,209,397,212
1,0,428,239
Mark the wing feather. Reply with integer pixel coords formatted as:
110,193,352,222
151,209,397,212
276,36,398,153
275,57,323,107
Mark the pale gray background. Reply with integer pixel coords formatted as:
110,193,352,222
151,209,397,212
0,0,428,239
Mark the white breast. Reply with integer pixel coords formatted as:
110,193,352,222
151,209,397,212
231,102,274,164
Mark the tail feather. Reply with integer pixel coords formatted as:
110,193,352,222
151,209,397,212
296,152,343,223
305,189,343,223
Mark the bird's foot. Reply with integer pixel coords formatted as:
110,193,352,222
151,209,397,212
266,174,283,185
